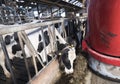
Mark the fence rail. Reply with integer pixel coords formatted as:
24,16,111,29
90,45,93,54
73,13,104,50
0,18,66,35
0,18,67,84
0,17,87,84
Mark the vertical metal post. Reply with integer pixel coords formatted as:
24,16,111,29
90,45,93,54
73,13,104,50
19,31,44,68
0,35,17,84
18,32,31,81
58,7,61,17
41,27,48,64
0,0,2,6
50,7,53,19
48,25,52,53
53,25,57,51
61,19,67,41
36,3,40,19
21,31,39,73
4,0,6,5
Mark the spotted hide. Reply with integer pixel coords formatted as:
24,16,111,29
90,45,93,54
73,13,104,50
0,27,52,78
55,28,77,74
0,23,77,78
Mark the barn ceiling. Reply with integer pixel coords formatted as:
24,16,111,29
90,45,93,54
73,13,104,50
0,0,85,16
15,0,84,12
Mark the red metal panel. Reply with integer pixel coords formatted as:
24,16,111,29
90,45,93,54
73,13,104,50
82,40,120,66
88,0,120,56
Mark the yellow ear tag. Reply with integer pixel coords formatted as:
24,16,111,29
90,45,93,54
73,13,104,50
71,44,74,47
58,53,62,55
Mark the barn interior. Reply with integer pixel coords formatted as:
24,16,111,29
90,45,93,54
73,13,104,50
0,0,86,24
0,0,119,84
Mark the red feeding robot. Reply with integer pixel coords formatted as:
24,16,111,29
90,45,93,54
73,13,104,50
82,0,120,80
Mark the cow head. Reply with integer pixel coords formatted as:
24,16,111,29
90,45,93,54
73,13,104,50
58,44,76,74
64,46,76,74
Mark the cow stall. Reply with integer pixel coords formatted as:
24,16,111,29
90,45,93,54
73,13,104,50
0,17,82,84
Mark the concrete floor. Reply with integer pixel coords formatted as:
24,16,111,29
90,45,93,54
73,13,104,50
85,70,120,84
56,53,120,84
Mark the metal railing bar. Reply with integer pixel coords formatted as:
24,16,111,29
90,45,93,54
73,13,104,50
18,32,32,81
61,20,67,41
41,28,48,64
53,26,57,52
19,31,39,74
20,31,45,67
48,25,54,57
0,19,67,35
0,35,17,84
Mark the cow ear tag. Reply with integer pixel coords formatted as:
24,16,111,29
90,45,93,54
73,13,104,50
58,52,62,55
71,44,74,47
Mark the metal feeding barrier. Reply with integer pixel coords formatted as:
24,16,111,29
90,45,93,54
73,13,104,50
0,18,68,84
0,5,34,25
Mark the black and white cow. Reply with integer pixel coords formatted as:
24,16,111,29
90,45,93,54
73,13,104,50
57,43,76,74
0,22,77,78
24,28,51,64
64,19,83,54
55,29,76,74
0,27,51,77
